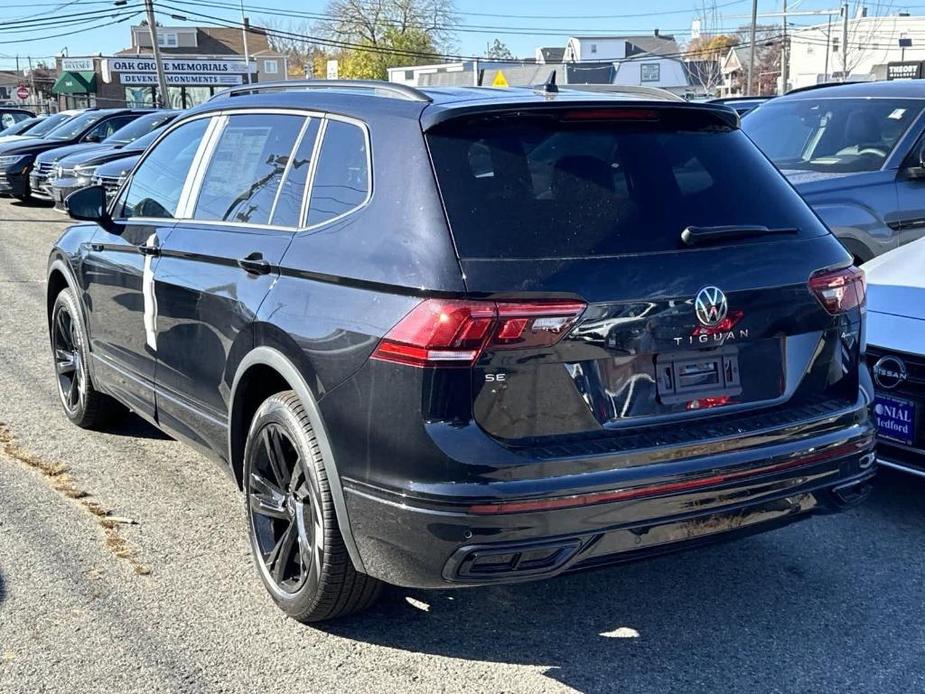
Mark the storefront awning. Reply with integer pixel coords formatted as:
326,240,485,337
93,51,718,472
52,70,97,95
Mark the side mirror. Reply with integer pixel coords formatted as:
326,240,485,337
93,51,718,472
83,132,102,143
904,143,925,179
65,185,109,224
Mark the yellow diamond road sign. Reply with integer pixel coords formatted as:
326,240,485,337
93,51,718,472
492,70,509,88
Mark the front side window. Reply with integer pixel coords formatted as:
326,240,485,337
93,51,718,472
84,115,136,143
119,117,210,219
743,97,925,173
306,120,370,227
192,113,306,225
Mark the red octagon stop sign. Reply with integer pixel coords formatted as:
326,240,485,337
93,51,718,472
16,85,29,100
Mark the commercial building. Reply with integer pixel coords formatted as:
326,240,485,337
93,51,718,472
54,24,288,109
789,14,925,89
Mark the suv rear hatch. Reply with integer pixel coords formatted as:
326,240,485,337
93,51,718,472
394,102,864,444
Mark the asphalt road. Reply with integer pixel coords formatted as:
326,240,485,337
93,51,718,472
0,199,923,694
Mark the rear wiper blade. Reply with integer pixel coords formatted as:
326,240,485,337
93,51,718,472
680,225,799,246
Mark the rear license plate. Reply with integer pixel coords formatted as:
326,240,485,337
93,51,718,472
874,394,916,446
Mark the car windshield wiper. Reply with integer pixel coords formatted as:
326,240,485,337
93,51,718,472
681,225,799,247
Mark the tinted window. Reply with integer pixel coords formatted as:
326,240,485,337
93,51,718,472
193,113,305,225
46,111,106,140
743,97,925,173
270,119,320,227
427,114,827,259
85,115,137,142
0,116,38,136
120,118,209,219
103,111,175,145
306,120,369,227
1,114,17,129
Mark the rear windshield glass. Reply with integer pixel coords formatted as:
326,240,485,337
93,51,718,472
743,97,924,173
427,112,827,259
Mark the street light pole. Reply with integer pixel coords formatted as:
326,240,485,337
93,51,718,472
240,0,251,84
780,0,788,95
143,0,171,107
841,2,849,81
747,0,758,95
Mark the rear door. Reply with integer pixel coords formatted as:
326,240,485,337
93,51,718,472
81,116,212,418
152,111,320,456
426,106,859,442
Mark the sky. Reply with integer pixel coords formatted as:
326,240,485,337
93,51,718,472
0,0,918,70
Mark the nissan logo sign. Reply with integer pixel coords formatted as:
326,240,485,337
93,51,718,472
694,286,728,327
872,355,907,389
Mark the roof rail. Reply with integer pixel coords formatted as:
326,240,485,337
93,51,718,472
784,80,865,96
209,79,433,103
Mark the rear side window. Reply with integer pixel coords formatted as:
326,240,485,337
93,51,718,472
426,113,828,259
193,113,305,225
270,119,320,227
120,118,209,219
307,120,369,227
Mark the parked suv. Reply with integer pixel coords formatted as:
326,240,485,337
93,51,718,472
743,81,925,263
0,108,148,200
48,81,876,622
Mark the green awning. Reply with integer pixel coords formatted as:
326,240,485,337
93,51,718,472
52,70,97,95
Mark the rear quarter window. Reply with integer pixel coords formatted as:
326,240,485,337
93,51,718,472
426,113,829,259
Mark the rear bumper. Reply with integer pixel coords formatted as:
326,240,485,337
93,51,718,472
877,442,925,478
342,410,877,589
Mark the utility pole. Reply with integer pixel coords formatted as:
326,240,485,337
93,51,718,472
780,0,788,95
747,0,758,95
240,1,251,84
824,14,832,81
841,2,849,81
144,0,171,107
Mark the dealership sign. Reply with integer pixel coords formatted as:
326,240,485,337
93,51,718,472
102,57,253,83
62,57,94,72
121,73,243,86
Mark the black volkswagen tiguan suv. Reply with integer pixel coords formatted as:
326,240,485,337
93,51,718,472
48,81,876,622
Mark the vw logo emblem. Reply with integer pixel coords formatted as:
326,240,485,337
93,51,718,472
872,355,907,389
694,286,728,327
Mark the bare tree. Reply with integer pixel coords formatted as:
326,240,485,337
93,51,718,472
320,0,457,53
261,19,326,78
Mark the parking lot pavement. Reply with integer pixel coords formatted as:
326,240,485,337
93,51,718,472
0,198,923,694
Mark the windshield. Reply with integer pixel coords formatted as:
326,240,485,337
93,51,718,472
103,111,175,145
427,113,826,259
24,113,74,137
743,97,924,173
0,117,38,136
46,111,105,141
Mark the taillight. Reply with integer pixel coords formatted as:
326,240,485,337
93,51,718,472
371,299,586,367
809,266,866,314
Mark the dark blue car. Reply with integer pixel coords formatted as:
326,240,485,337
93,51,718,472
743,81,925,263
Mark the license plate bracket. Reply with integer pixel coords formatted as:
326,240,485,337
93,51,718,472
656,345,742,405
874,394,916,446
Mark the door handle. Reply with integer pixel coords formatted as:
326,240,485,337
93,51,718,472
137,244,160,257
238,253,272,275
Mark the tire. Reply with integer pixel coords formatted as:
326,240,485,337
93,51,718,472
50,287,123,428
243,391,382,622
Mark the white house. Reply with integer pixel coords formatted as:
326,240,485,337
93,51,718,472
563,34,690,90
789,14,925,89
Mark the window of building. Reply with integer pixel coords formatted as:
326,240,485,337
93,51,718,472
263,59,279,74
193,113,306,225
640,63,661,82
157,32,178,48
832,37,840,53
590,43,598,54
306,119,370,227
120,117,210,219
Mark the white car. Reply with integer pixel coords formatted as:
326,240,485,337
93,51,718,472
864,237,925,477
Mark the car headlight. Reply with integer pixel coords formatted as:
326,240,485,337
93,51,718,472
74,164,97,185
0,154,28,170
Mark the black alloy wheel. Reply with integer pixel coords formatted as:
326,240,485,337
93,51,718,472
244,391,382,622
50,288,123,428
53,301,85,415
248,422,323,594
